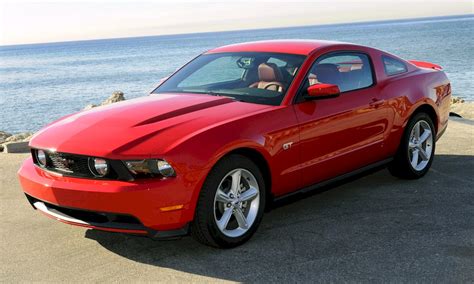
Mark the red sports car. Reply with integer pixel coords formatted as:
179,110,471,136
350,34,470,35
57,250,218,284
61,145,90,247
18,40,451,248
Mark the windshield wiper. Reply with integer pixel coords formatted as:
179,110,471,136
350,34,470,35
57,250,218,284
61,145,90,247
205,91,245,102
206,91,224,96
168,89,245,102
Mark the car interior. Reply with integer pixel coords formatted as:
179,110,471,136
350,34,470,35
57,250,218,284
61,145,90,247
156,52,373,105
245,55,373,94
248,63,285,92
305,56,373,93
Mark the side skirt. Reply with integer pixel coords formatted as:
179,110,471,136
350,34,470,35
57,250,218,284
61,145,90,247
273,158,393,203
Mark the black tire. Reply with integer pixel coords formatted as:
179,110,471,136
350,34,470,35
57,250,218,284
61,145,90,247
191,154,266,248
388,112,436,179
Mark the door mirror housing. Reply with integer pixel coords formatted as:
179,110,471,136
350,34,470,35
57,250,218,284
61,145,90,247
306,83,340,99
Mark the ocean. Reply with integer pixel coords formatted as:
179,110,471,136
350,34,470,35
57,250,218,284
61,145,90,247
0,15,472,134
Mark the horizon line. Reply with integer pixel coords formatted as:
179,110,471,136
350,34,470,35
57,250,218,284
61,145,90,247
1,13,472,48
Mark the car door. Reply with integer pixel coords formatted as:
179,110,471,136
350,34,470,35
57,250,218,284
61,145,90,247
292,51,389,188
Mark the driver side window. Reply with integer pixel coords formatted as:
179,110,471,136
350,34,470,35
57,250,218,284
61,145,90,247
303,52,374,94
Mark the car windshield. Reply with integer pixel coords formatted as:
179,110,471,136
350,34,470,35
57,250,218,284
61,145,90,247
153,52,306,106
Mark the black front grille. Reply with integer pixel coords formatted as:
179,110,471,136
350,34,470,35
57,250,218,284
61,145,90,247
31,149,125,180
47,152,91,175
31,149,134,180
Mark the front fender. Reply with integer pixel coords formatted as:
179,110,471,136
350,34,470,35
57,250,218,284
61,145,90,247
162,105,301,214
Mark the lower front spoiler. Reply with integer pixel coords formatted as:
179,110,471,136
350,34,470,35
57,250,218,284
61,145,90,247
26,194,189,240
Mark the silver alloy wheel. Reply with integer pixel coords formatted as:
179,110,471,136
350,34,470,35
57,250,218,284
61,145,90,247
213,168,260,238
408,120,433,171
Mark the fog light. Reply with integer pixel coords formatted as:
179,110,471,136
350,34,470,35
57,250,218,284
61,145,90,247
89,157,109,177
36,150,47,166
157,160,175,177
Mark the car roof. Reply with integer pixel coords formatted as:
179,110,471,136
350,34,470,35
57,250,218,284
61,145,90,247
205,40,349,56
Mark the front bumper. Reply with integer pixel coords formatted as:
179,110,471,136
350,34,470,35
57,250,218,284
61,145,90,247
18,157,201,238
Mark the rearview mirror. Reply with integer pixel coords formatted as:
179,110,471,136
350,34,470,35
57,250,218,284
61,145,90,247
236,57,255,69
306,83,340,99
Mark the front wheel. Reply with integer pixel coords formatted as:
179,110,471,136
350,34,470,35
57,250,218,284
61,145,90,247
191,155,266,248
389,112,436,179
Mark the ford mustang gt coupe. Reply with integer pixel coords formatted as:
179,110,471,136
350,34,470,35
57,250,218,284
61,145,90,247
18,40,451,248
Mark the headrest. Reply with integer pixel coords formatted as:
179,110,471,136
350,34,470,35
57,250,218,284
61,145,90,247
315,63,340,75
314,63,342,84
258,63,283,82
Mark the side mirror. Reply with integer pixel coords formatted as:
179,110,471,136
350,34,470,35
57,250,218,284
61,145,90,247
306,83,340,99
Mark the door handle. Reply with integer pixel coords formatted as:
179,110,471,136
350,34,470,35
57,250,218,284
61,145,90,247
369,99,385,108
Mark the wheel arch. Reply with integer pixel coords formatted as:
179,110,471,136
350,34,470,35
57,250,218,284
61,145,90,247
409,103,439,133
223,147,273,210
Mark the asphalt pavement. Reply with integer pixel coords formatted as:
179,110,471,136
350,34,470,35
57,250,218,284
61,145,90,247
1,118,473,282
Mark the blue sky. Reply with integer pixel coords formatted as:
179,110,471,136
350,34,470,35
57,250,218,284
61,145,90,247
0,0,472,45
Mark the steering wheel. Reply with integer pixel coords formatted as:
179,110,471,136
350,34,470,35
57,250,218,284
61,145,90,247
263,82,284,92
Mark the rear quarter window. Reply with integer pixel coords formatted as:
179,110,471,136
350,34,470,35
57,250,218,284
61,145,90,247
383,56,408,76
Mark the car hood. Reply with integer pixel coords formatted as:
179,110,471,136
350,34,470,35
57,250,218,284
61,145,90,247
30,93,272,159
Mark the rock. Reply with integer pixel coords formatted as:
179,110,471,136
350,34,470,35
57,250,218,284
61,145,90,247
101,91,125,105
83,104,97,110
83,91,126,110
451,101,474,120
3,141,30,153
451,97,465,104
1,132,34,153
23,133,34,141
450,96,474,120
0,131,12,144
5,132,34,143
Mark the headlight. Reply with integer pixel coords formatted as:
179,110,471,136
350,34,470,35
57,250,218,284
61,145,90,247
124,159,175,178
156,160,175,177
36,150,47,167
88,157,109,177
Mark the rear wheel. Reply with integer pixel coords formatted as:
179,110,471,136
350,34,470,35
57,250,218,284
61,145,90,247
191,155,265,248
389,113,436,179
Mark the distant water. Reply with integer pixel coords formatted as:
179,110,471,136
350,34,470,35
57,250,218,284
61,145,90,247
1,15,473,133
